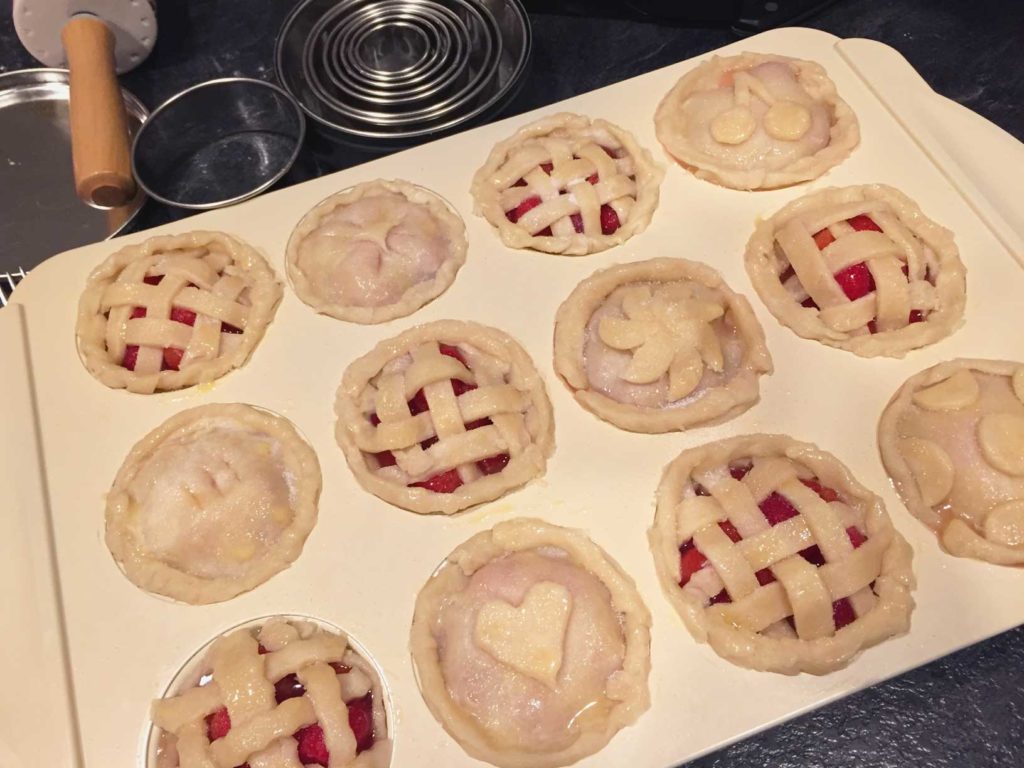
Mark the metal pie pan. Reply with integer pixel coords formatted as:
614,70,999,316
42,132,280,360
131,77,306,210
276,0,531,140
0,69,148,273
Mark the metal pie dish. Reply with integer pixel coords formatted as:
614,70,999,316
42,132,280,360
276,0,531,140
131,77,306,210
0,69,147,272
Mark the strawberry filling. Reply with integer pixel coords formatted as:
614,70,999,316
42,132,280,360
680,464,868,631
793,215,928,333
204,665,376,767
504,149,626,236
119,274,243,372
369,344,511,493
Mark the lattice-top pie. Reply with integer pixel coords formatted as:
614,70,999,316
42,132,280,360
745,185,966,357
105,404,321,604
650,435,914,674
554,258,772,432
879,359,1024,566
151,617,390,768
77,231,282,394
654,53,859,190
470,112,663,256
335,320,554,515
286,179,467,324
410,518,651,768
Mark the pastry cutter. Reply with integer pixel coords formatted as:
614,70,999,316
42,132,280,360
12,0,157,208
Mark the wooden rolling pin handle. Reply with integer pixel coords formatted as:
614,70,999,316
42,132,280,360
61,16,136,209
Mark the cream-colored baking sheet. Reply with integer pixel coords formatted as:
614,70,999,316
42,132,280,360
4,26,1024,768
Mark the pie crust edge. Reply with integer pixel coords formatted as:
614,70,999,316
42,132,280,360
744,184,966,358
76,230,283,394
409,517,652,768
470,111,664,256
649,433,915,675
553,257,774,433
105,402,322,605
334,320,556,515
285,179,468,324
878,358,1024,566
653,52,860,190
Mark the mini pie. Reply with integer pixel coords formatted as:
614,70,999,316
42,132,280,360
105,403,321,604
654,52,859,190
650,435,915,675
150,617,390,768
553,257,773,432
410,518,651,768
470,112,663,256
77,230,282,394
879,359,1024,566
335,320,554,515
286,179,467,324
745,184,965,357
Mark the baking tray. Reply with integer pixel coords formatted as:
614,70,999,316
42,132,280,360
3,27,1023,768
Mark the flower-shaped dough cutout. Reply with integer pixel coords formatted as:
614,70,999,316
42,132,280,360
598,283,726,401
554,258,771,433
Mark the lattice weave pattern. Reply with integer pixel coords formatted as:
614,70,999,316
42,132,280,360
99,245,253,375
354,342,533,486
677,456,890,640
152,625,361,768
496,129,637,238
774,200,938,335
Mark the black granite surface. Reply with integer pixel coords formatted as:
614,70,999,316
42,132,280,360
1,0,1022,765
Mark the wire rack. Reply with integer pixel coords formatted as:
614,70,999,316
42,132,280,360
0,268,27,307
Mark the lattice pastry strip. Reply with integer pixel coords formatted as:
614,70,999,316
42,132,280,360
336,320,554,515
745,185,964,358
77,231,282,393
650,435,915,675
471,112,663,256
151,619,390,768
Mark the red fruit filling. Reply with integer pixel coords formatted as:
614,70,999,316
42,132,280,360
205,674,376,765
119,274,243,372
503,150,624,236
369,343,511,492
679,467,868,631
798,215,927,332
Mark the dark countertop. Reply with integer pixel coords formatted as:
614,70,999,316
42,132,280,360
2,1,1022,766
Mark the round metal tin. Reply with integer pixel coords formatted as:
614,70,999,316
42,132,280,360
131,77,307,210
0,69,147,273
275,0,531,140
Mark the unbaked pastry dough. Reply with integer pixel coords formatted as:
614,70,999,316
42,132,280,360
286,179,467,323
76,230,282,394
410,518,651,767
879,359,1024,565
105,403,321,604
744,184,965,357
334,320,554,515
151,617,390,768
553,258,772,432
650,434,915,675
470,112,663,256
654,53,859,190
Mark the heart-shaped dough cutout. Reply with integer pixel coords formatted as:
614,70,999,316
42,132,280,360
474,581,573,688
